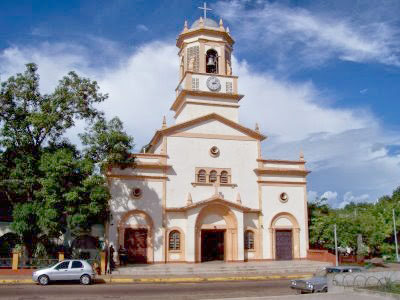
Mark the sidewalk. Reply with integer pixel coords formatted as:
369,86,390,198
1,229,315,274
0,260,328,284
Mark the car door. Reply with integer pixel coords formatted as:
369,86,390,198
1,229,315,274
69,260,84,280
51,261,70,281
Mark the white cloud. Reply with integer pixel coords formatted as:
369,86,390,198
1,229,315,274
235,58,375,142
1,39,399,207
215,0,400,68
338,192,371,208
136,24,149,32
321,191,338,203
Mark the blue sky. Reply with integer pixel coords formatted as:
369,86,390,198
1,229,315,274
1,0,400,208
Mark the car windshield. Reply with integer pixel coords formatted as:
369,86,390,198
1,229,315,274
48,262,59,268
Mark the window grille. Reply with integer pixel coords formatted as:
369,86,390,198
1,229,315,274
169,231,180,250
244,230,254,250
198,170,206,183
209,170,217,183
187,46,200,72
226,82,233,93
192,78,199,90
220,171,229,184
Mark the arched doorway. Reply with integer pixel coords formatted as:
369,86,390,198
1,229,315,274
269,212,300,260
118,210,154,264
195,204,238,262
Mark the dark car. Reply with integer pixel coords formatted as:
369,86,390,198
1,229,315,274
290,266,363,293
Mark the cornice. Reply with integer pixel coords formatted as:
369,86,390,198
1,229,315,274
254,167,311,176
165,195,260,213
147,113,267,151
171,89,244,112
133,153,168,158
257,158,306,165
177,28,234,48
106,174,167,181
135,162,171,170
257,180,307,186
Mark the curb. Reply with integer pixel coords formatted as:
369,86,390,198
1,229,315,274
109,274,311,283
0,274,311,285
0,279,34,284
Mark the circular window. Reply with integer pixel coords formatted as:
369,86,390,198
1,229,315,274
132,188,142,199
210,146,220,157
279,192,289,203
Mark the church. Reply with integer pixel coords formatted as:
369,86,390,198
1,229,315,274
106,12,310,264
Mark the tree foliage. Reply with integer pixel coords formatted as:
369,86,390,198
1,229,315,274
309,187,400,257
80,117,135,169
0,64,134,254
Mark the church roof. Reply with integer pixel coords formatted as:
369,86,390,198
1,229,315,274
147,113,267,151
165,194,261,213
191,17,219,29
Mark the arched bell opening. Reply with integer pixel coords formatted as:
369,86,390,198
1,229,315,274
206,49,218,74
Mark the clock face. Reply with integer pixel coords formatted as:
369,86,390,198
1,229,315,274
206,76,221,92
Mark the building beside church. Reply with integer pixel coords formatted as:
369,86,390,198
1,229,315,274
106,15,310,263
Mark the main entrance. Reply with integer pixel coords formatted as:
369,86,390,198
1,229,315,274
201,230,225,262
275,230,293,260
124,228,148,264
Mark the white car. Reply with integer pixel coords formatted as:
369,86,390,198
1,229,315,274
32,260,96,285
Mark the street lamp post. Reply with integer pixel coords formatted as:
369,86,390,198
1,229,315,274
393,209,399,262
334,224,339,266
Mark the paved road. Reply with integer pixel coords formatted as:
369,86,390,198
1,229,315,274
0,280,296,299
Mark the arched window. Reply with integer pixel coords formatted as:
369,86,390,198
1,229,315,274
206,49,218,74
220,171,229,184
198,169,206,183
244,230,254,250
209,170,217,183
169,231,180,251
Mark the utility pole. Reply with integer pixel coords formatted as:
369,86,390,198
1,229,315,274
334,224,339,266
393,209,399,262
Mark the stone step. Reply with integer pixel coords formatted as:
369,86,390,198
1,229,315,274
114,264,326,275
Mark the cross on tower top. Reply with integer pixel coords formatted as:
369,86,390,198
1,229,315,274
198,2,212,20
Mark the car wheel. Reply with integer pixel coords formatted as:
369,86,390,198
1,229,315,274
80,274,91,285
322,287,328,293
38,275,49,286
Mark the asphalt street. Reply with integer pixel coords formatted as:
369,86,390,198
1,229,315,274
0,279,297,299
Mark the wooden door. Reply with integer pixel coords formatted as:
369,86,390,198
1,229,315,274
124,228,148,264
201,230,225,262
275,230,293,260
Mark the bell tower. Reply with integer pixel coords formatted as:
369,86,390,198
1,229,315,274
172,6,243,124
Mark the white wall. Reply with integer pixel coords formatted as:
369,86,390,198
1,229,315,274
261,185,308,258
166,135,259,209
108,178,164,261
175,101,239,123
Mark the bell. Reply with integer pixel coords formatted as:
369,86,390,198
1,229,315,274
207,56,215,66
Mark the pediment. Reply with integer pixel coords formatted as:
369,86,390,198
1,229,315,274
165,194,260,213
149,113,266,149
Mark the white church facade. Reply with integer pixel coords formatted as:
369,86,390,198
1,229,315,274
106,15,310,263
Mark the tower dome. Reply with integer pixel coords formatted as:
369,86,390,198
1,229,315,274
190,17,219,29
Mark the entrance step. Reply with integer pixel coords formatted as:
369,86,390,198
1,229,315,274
113,260,330,276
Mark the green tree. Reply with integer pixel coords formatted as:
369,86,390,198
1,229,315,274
0,63,133,254
80,117,135,170
308,187,400,257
